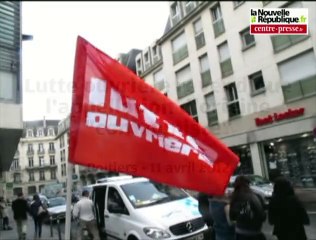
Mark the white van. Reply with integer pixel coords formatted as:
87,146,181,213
92,176,208,240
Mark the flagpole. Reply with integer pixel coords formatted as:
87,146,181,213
65,162,73,240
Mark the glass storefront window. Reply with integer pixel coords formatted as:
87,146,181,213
230,145,254,175
262,132,316,188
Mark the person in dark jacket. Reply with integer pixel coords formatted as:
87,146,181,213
30,194,47,239
209,193,235,240
268,176,310,240
229,175,266,240
11,192,29,240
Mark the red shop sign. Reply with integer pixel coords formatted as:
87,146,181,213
255,107,305,127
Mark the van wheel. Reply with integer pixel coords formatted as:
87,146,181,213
127,235,139,240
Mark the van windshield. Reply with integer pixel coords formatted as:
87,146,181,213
121,180,188,208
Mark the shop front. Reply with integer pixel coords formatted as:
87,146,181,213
261,132,316,188
230,145,254,175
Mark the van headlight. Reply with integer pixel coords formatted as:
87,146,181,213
143,227,171,239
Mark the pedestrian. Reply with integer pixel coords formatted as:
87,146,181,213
0,197,12,230
268,176,310,240
30,194,47,239
11,192,29,240
209,193,235,240
197,192,215,239
73,190,100,240
229,175,267,240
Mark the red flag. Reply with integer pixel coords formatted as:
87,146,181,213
69,36,239,195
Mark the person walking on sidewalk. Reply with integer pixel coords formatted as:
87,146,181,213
73,190,100,240
209,193,235,240
0,197,12,230
268,176,310,240
229,175,267,240
11,192,29,240
30,194,48,239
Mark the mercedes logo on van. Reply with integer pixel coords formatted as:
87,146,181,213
186,221,193,232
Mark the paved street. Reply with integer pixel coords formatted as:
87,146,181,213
0,211,64,240
1,209,316,240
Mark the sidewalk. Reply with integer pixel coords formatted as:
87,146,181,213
0,211,65,240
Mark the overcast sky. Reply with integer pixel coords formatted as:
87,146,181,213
22,1,170,121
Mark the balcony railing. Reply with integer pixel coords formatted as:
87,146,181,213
173,45,188,65
213,18,225,37
37,149,45,155
27,149,34,156
177,80,194,99
25,164,57,170
282,75,316,102
154,80,165,91
11,166,21,172
195,32,205,49
220,58,233,78
201,70,212,87
48,149,56,154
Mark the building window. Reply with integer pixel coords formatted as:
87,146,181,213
0,72,15,100
211,4,225,37
240,27,255,50
185,1,195,14
233,1,244,8
28,157,34,167
176,65,194,99
37,128,44,137
199,54,212,87
48,128,54,136
51,169,56,180
39,156,44,166
270,2,307,52
205,93,218,126
171,2,181,26
60,136,65,148
181,100,198,122
27,129,33,137
49,142,55,153
278,50,316,102
61,164,66,176
11,159,19,170
153,69,165,91
136,58,142,76
39,170,45,181
14,173,21,183
38,143,44,154
27,144,33,154
143,52,150,71
225,83,241,118
271,35,308,53
193,18,205,49
50,156,55,165
218,42,233,78
152,46,157,56
61,149,66,162
29,171,35,181
172,32,188,64
249,71,265,95
28,186,36,195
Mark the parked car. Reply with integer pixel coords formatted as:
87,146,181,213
226,174,273,206
27,194,50,208
46,196,67,221
92,176,208,240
